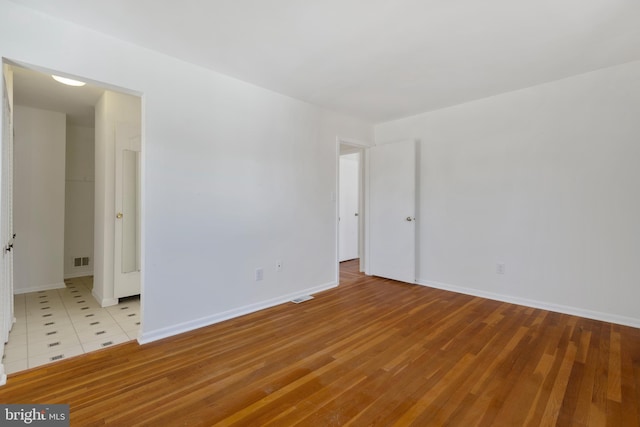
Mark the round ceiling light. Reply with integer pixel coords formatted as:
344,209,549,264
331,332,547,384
52,75,86,87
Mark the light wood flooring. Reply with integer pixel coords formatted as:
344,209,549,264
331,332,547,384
1,259,639,426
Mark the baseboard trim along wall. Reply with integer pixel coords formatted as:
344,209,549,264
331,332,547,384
64,271,94,280
138,281,339,344
13,282,65,295
417,279,640,329
92,290,118,308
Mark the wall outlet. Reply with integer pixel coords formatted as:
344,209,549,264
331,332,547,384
255,268,264,281
496,263,505,275
276,260,282,272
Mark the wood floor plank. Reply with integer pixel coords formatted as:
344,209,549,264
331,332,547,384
1,259,639,426
608,328,622,402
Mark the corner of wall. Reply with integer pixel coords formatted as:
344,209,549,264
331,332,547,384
92,288,117,308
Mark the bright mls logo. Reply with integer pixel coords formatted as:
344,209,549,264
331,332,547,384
1,404,69,426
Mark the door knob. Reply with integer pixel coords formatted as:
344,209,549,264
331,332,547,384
406,217,414,222
116,212,123,219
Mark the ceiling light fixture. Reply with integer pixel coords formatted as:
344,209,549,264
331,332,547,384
51,75,86,87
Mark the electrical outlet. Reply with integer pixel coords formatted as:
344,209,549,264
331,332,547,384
276,260,282,272
496,263,505,275
255,268,264,281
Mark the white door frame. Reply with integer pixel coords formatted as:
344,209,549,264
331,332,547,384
335,137,370,283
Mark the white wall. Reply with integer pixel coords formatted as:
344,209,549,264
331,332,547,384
13,105,66,293
376,60,640,327
64,124,94,278
0,1,372,341
94,91,141,306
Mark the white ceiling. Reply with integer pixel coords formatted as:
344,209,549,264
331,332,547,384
8,0,640,122
13,66,104,127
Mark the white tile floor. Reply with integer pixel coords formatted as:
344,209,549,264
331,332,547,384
2,276,140,375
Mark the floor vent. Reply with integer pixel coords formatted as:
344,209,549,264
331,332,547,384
291,295,314,304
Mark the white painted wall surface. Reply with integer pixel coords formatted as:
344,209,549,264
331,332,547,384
0,1,372,340
13,105,66,293
64,125,94,278
375,60,640,326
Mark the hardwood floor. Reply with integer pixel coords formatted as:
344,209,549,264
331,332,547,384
2,259,639,426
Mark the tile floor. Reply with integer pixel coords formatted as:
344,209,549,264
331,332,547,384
2,276,140,375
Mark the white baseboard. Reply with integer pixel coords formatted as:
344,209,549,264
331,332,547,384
139,281,338,344
64,270,94,279
14,282,65,295
417,279,640,329
0,364,6,386
92,289,118,308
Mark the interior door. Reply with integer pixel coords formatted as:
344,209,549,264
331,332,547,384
1,75,14,347
339,153,359,261
369,139,416,283
114,123,141,299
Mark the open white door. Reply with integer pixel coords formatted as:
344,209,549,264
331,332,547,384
339,153,359,262
1,67,15,384
369,140,416,283
114,123,141,299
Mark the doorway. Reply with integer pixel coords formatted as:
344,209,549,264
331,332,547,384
336,138,368,282
1,61,144,374
336,138,418,286
6,62,143,305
